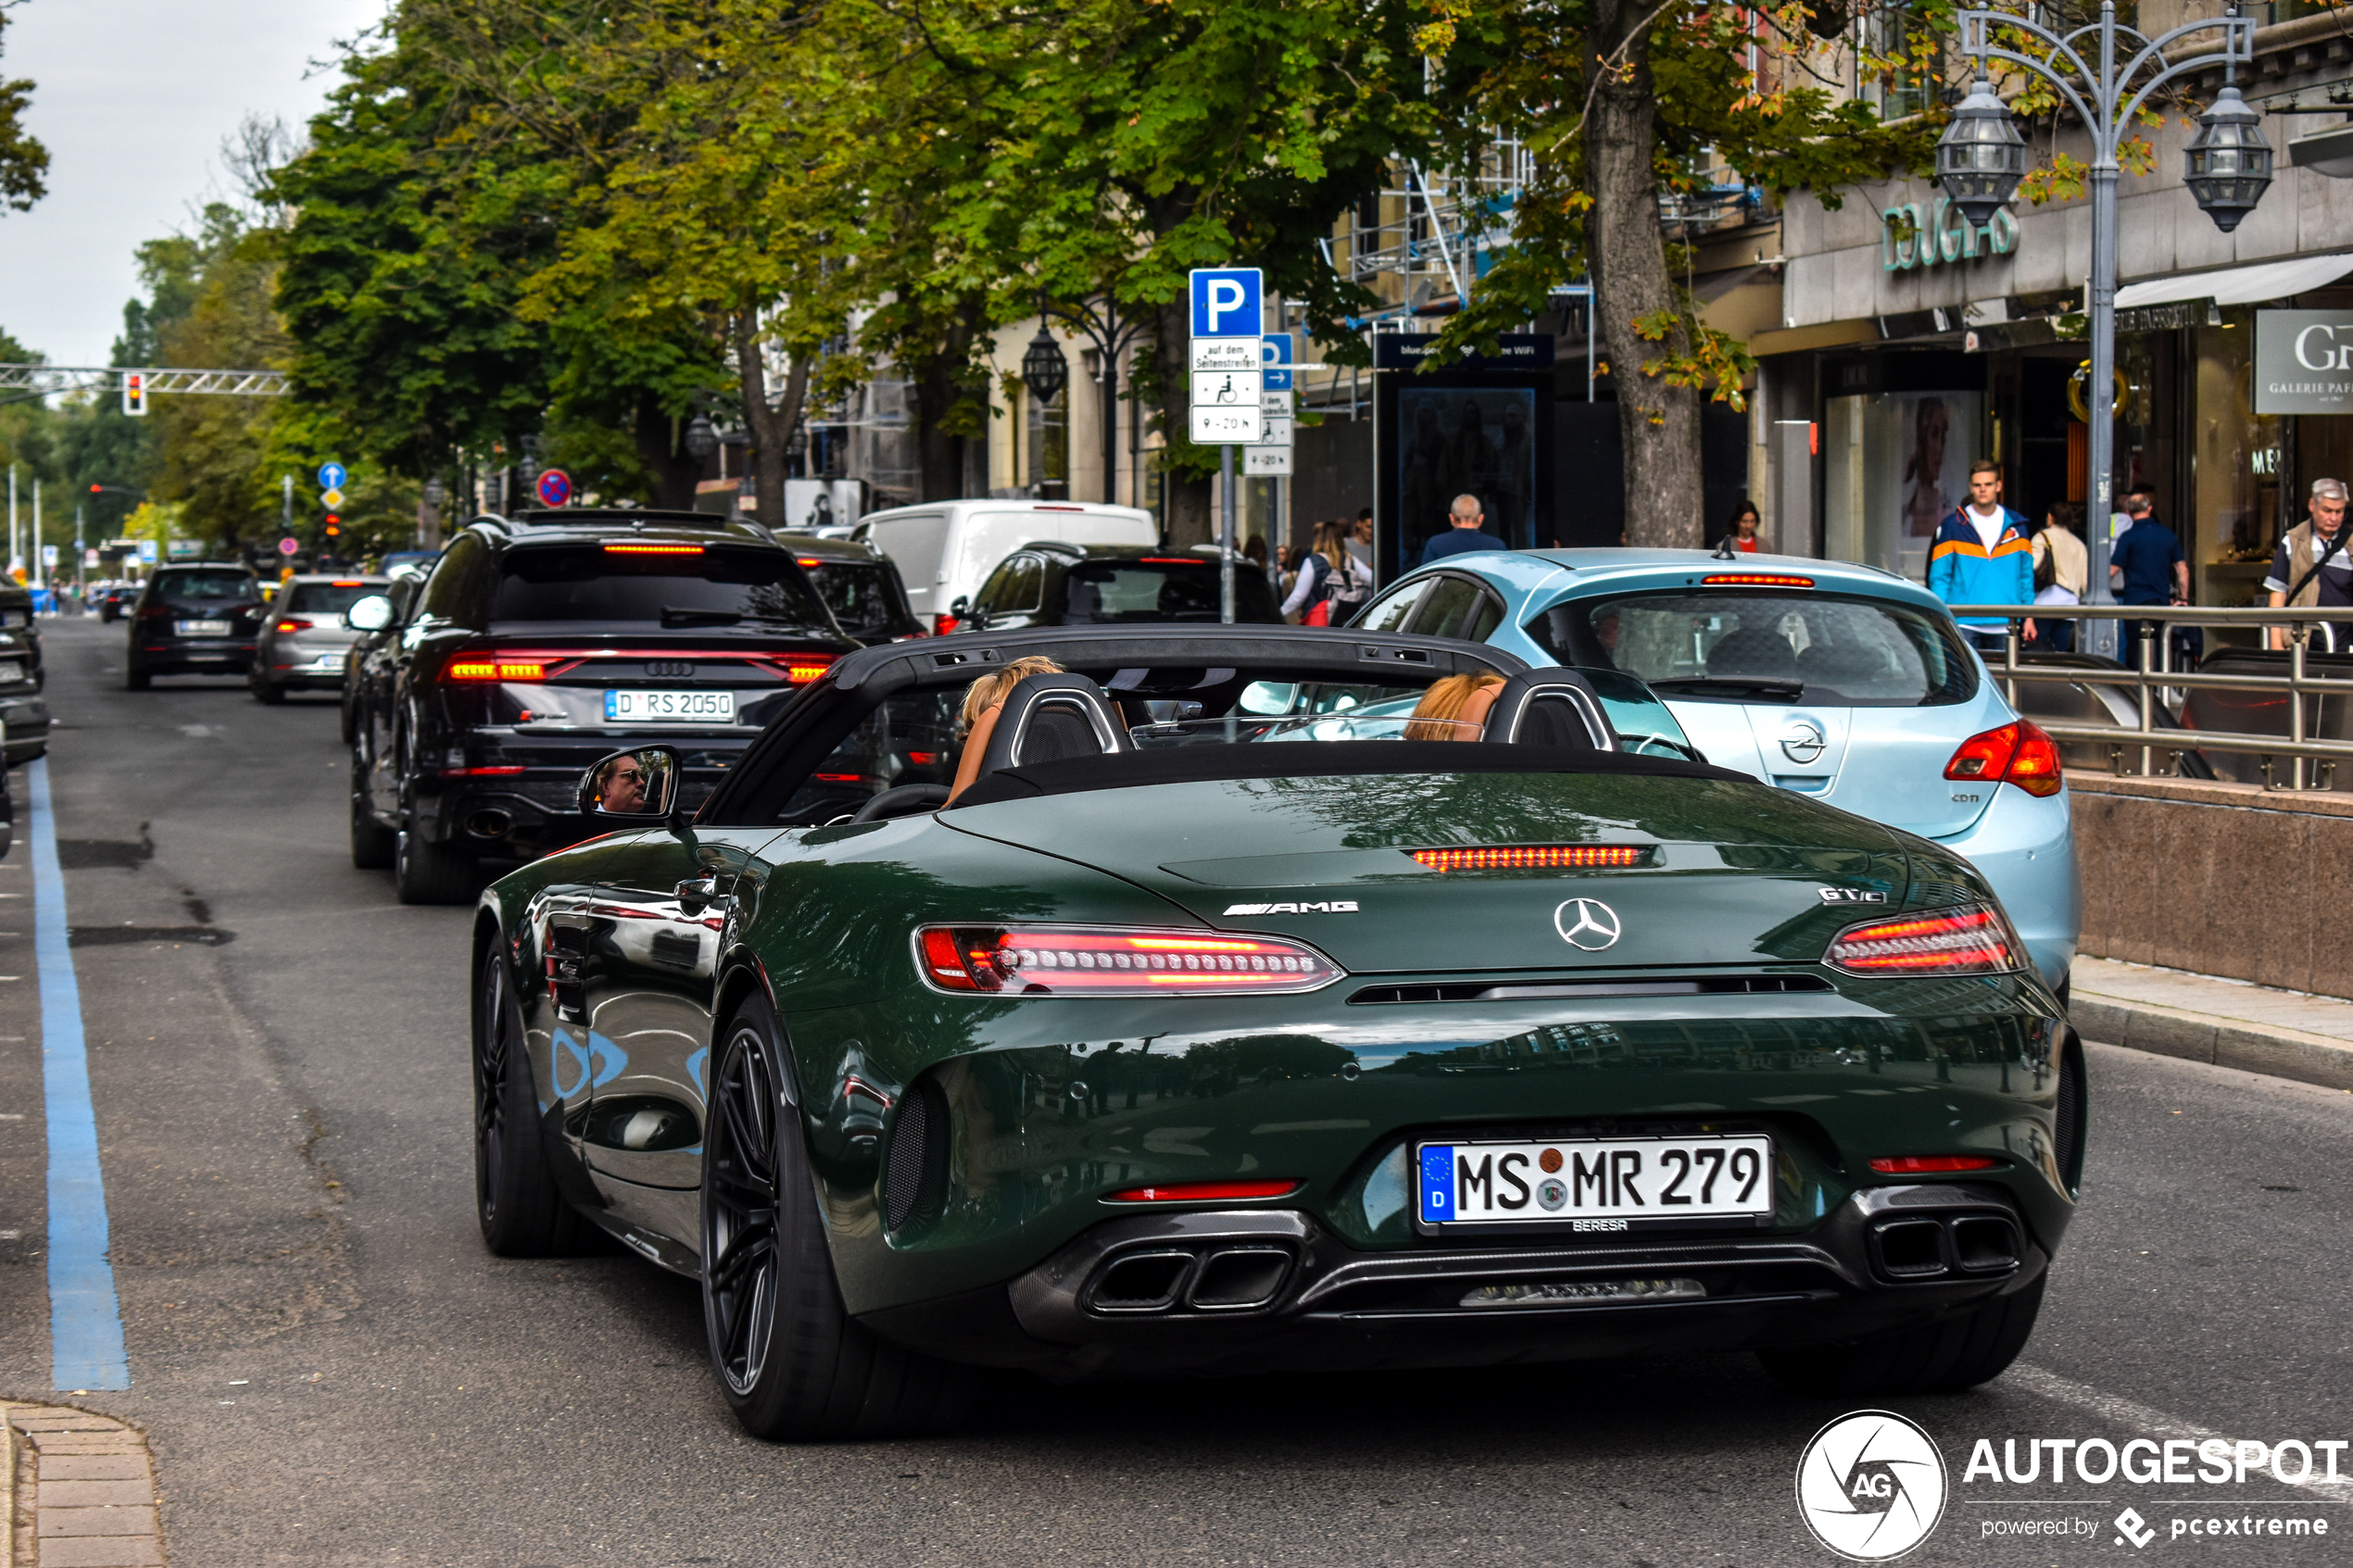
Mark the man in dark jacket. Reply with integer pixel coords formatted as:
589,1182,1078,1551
1419,494,1504,567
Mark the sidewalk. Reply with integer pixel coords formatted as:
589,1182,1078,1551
2070,955,2353,1092
3,1403,166,1568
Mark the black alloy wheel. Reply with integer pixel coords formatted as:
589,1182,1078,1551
395,820,475,904
349,752,395,870
473,952,586,1255
123,659,149,691
699,994,973,1441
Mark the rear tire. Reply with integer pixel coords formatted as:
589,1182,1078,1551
250,677,286,705
473,952,588,1256
700,994,975,1440
1757,1273,2046,1397
123,662,150,691
395,822,474,904
349,755,396,870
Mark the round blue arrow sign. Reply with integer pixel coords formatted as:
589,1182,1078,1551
316,462,347,491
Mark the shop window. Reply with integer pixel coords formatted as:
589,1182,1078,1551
1027,383,1068,500
1870,1,1944,122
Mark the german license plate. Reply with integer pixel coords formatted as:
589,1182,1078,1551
177,619,232,635
604,688,735,723
1416,1135,1773,1231
0,661,21,683
307,653,346,671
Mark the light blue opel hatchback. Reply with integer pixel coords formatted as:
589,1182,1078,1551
1353,549,2081,992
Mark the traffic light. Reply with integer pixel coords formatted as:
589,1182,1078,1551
121,372,147,418
323,516,341,537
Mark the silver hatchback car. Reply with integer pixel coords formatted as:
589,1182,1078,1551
250,574,391,705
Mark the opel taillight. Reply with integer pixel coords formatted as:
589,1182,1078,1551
916,925,1340,996
1944,720,2064,798
1824,903,2021,976
272,618,312,633
934,612,960,635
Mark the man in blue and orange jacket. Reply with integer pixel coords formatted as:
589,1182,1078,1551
1928,459,2036,651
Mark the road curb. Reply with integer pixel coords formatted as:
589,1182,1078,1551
2071,994,2353,1092
1,1403,166,1568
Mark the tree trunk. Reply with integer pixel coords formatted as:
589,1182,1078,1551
910,316,980,503
1586,0,1704,550
632,395,706,511
734,308,809,528
1152,295,1212,546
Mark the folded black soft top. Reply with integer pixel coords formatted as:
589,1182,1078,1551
950,740,1750,808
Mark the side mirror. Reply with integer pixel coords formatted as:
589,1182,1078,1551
950,596,971,619
344,595,395,633
578,746,682,821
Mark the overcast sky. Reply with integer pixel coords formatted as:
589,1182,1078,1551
0,0,386,369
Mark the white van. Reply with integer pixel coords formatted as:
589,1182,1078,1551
855,499,1157,633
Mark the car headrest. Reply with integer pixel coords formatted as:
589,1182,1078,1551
974,671,1130,778
1480,673,1611,751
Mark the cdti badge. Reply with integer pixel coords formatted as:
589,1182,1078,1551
1794,1410,1948,1560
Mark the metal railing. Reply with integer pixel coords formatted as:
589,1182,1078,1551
1949,602,2353,789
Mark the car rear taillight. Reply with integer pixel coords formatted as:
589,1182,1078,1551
916,926,1340,996
933,612,960,635
780,658,832,684
331,580,365,587
1106,1180,1302,1202
136,605,170,621
1410,846,1648,871
796,557,823,569
1702,573,1813,588
272,618,313,633
1944,720,2063,797
1824,903,2020,976
1868,1156,2000,1174
445,658,547,682
602,543,703,555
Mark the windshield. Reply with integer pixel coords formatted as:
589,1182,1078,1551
154,571,254,602
1063,558,1279,624
282,582,381,615
490,545,832,632
1528,591,1976,707
801,560,908,638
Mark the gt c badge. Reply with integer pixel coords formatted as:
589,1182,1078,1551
1554,897,1622,951
1224,900,1358,915
1818,888,1889,904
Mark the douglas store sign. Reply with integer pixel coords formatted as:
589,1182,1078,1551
2258,310,2353,414
1881,194,2020,271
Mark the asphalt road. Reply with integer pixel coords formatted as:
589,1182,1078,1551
2,614,2347,1566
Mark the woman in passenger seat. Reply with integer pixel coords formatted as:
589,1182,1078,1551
1403,672,1506,740
945,655,1065,803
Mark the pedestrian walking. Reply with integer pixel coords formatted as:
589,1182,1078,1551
1927,458,2036,654
1348,509,1374,572
1417,494,1504,567
1717,499,1762,555
2030,502,2087,653
1282,520,1371,625
2108,490,2186,667
2266,477,2353,652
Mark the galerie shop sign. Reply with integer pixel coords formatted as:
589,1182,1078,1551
1882,194,2020,271
2256,310,2353,415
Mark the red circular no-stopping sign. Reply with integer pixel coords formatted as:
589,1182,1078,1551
535,469,573,508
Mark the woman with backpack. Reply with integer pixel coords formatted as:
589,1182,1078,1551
1281,520,1372,625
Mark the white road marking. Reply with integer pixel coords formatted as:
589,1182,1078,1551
2006,1362,2351,1494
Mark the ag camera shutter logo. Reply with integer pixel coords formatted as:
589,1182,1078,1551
1795,1411,1948,1560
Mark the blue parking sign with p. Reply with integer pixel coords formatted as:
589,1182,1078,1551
1189,269,1262,338
1261,333,1293,391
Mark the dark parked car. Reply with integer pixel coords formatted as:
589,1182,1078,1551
124,564,267,689
958,543,1282,631
94,582,140,622
469,624,2079,1439
346,508,854,903
0,583,47,763
779,533,925,644
340,568,430,745
250,574,391,704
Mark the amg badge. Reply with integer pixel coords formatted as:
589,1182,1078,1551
1818,887,1889,904
1224,899,1359,915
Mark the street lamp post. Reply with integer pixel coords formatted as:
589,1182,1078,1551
1936,2,2268,660
1020,320,1071,499
1038,296,1150,508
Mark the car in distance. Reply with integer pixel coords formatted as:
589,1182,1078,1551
0,582,47,763
856,499,1158,633
1352,551,2081,992
123,563,267,690
346,508,854,903
250,574,390,704
777,533,925,644
959,543,1282,630
469,623,2082,1439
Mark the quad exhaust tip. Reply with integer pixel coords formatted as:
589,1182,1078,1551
1868,1212,2021,1282
1084,1243,1298,1315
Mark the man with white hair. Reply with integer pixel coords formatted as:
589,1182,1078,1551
1417,494,1504,567
2267,478,2352,651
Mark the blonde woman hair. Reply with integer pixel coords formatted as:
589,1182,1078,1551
958,655,1065,728
1403,672,1507,741
1312,520,1348,574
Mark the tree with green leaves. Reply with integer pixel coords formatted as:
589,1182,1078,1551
0,7,47,215
1424,0,1932,546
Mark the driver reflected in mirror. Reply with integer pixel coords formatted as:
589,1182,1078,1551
1404,672,1506,741
594,751,665,814
945,656,1063,805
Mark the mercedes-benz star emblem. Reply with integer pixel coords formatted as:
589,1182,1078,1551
1780,721,1826,764
1554,897,1622,951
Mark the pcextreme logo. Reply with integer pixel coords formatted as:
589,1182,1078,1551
1795,1411,1949,1561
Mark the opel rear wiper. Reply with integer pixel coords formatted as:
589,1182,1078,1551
1646,676,1805,702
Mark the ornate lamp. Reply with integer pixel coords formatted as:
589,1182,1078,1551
684,412,720,460
1934,77,2028,230
2184,85,2273,232
1021,323,1069,406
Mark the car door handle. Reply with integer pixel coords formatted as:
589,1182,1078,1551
675,876,731,912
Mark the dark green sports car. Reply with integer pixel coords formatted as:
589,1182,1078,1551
469,625,2083,1440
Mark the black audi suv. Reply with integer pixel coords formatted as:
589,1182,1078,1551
346,509,854,903
124,563,268,688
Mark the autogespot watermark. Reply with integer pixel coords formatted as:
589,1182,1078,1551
1797,1415,2347,1557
